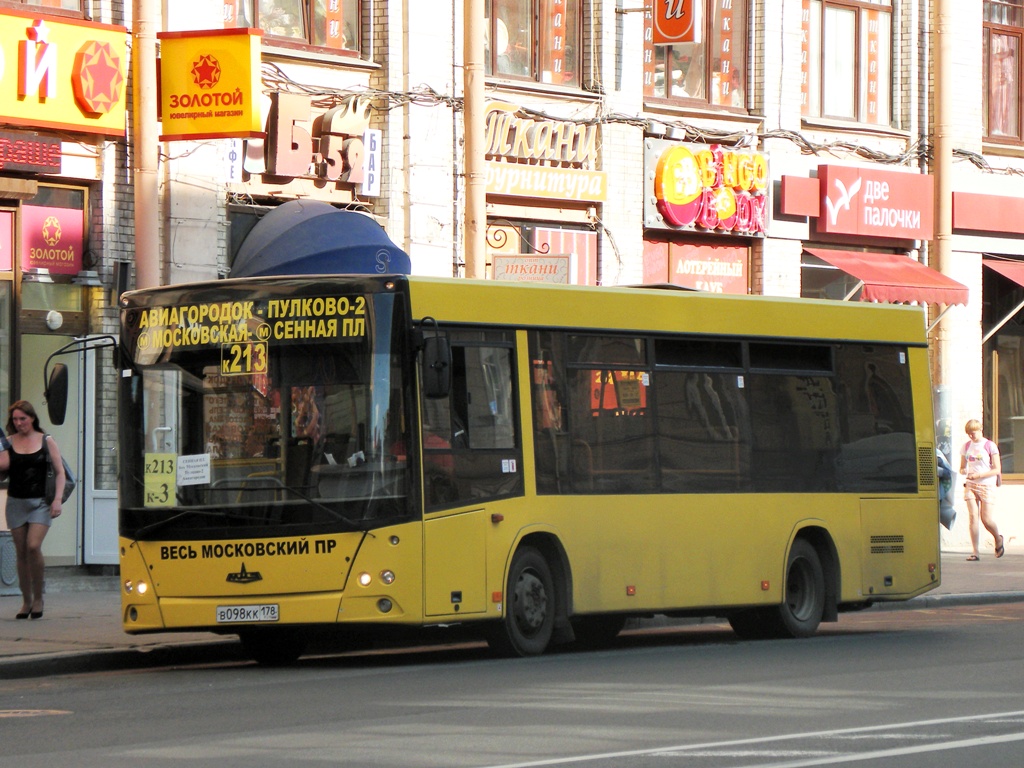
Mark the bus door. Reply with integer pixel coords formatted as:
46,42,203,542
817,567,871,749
421,330,523,618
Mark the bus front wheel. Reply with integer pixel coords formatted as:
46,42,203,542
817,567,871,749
487,547,555,657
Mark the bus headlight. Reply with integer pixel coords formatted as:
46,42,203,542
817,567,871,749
358,572,372,587
124,580,149,595
380,570,396,585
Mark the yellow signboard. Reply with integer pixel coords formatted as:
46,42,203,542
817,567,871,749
0,10,127,137
144,453,177,508
158,28,263,141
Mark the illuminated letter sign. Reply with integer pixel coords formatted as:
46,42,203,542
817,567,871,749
158,28,263,141
652,0,696,45
0,10,127,136
652,143,768,236
816,164,934,240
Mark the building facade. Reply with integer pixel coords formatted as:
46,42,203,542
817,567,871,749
0,0,1020,571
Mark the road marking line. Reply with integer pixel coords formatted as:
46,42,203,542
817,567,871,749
736,732,1024,767
0,710,72,718
479,709,1024,768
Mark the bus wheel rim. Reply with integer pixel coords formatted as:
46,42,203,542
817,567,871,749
787,559,814,620
513,570,548,633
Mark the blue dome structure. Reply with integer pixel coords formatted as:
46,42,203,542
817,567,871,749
231,200,411,278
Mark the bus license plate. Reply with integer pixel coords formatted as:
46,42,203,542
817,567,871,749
216,604,279,624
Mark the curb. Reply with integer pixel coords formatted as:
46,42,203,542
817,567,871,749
3,591,1024,679
0,640,245,680
869,590,1024,610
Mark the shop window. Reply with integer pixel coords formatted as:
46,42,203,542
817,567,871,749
486,221,597,285
0,282,10,422
801,252,862,300
643,0,748,109
485,0,581,87
984,262,1024,474
225,0,361,54
802,0,892,126
985,1,1024,141
0,1,82,12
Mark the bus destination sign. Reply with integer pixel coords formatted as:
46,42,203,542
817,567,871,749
130,295,368,359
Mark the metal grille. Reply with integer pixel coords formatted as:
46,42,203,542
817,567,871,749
871,534,905,554
919,446,936,487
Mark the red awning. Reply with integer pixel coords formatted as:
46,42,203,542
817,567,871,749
804,249,968,305
983,258,1024,286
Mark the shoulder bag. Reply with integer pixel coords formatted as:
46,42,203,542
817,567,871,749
44,434,77,504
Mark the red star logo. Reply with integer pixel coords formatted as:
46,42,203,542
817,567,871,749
191,54,221,89
42,216,62,247
72,42,124,115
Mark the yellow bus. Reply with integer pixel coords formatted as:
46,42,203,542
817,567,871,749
111,275,940,663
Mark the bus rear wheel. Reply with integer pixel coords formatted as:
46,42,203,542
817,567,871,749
777,538,825,637
728,539,825,640
487,547,555,657
239,628,307,666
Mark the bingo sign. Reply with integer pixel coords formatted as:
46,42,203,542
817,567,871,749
652,0,696,44
649,141,768,237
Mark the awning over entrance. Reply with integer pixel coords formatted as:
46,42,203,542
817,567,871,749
982,259,1024,343
804,248,969,305
983,258,1024,287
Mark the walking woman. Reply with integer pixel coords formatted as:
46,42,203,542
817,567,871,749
960,418,1004,561
0,400,66,619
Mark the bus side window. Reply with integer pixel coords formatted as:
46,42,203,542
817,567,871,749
423,332,522,509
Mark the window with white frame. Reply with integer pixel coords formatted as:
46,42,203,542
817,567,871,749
224,0,361,54
485,0,581,87
801,0,891,126
643,0,748,109
985,1,1024,141
0,0,82,10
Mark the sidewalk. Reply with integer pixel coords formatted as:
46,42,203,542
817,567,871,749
1,549,1022,678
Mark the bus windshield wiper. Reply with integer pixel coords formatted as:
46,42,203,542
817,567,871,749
133,507,240,539
213,479,364,528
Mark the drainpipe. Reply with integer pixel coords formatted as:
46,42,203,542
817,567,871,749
463,0,486,279
133,0,160,288
932,0,954,388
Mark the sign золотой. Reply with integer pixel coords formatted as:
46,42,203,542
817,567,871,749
0,11,127,136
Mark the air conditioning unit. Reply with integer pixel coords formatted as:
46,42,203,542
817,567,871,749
0,532,19,596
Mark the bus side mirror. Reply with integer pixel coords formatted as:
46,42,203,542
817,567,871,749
422,336,451,399
45,363,69,425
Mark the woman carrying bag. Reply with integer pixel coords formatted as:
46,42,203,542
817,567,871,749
0,400,66,619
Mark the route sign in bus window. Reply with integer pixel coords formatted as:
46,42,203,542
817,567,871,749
144,453,176,507
220,341,268,376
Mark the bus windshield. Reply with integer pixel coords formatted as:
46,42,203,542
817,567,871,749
118,280,412,540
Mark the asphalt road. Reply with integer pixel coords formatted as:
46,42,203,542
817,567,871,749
1,602,1022,768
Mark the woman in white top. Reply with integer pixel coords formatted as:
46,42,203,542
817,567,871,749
960,419,1004,561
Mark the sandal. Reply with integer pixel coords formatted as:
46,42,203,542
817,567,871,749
996,535,1005,559
966,554,980,561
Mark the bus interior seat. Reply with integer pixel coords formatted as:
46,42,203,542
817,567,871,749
322,433,351,463
285,438,314,494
